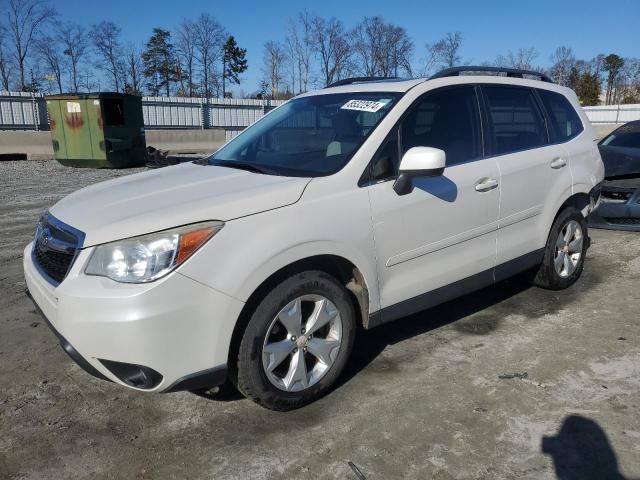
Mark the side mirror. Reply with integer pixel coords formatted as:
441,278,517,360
393,147,446,195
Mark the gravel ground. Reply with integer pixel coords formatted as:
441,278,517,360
1,160,639,480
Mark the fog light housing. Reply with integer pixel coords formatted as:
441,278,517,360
99,359,163,390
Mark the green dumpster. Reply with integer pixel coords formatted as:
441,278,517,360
45,92,146,168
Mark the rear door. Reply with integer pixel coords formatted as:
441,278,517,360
481,85,572,275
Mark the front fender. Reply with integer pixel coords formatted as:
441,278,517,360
178,189,380,313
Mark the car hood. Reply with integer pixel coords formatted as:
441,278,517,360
50,162,311,247
599,145,640,179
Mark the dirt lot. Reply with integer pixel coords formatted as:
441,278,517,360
1,160,639,480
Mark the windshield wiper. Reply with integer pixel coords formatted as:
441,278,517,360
211,160,275,175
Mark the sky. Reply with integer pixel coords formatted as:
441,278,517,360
50,0,640,94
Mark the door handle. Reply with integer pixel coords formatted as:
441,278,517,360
475,178,498,192
551,158,567,169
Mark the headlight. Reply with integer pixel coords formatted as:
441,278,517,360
85,221,223,283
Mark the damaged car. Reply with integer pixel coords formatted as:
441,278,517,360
589,121,640,231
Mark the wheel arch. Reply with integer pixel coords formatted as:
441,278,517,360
226,254,371,371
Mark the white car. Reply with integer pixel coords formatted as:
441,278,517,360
25,67,604,410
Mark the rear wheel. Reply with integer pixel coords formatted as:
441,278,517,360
533,207,588,290
234,271,356,410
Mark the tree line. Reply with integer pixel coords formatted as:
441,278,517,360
0,0,247,98
262,13,640,106
0,1,638,106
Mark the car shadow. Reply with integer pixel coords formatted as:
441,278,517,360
338,273,532,386
197,273,534,403
542,415,635,480
413,175,458,202
198,267,602,405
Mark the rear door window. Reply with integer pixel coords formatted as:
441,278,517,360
537,89,584,142
483,86,548,156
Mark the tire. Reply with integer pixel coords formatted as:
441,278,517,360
533,207,588,290
234,270,356,411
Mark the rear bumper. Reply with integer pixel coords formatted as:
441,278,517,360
24,242,242,392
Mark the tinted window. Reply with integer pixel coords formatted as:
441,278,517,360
210,92,400,177
103,99,125,126
600,123,640,149
538,89,583,142
484,86,547,155
400,86,482,166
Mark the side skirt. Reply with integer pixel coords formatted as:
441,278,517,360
367,248,544,329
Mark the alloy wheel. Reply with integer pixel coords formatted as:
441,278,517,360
262,295,342,392
554,220,583,278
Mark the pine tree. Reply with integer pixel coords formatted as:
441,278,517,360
142,28,179,96
222,36,248,98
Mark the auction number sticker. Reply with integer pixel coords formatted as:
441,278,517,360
341,99,390,113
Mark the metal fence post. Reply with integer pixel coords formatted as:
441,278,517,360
31,93,39,131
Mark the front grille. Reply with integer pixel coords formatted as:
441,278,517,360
604,217,640,225
32,213,84,285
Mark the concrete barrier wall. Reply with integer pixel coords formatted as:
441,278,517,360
0,123,624,160
0,128,227,159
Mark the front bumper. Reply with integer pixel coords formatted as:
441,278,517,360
589,178,640,232
24,243,244,392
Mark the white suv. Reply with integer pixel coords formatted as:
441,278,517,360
24,67,604,410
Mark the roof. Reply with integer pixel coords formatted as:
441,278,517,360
301,67,565,97
45,92,141,100
303,75,570,98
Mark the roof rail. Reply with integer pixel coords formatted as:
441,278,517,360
429,66,554,83
326,76,401,88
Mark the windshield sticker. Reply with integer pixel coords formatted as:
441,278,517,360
341,99,389,113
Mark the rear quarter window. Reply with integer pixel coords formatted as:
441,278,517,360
537,89,584,142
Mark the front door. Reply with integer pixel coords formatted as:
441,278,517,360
365,85,500,320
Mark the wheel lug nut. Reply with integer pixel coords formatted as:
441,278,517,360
291,336,296,342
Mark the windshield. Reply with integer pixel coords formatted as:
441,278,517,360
208,92,401,177
600,123,640,149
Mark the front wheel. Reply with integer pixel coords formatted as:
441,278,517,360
234,271,356,410
533,207,588,290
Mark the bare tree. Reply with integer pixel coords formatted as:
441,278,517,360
352,16,413,77
309,15,351,87
262,40,286,99
6,0,56,90
0,25,14,89
434,32,462,68
286,11,313,94
495,47,539,70
176,20,197,96
421,44,440,77
58,22,87,93
33,35,63,92
193,13,225,97
123,43,143,95
92,21,124,92
549,46,575,86
284,20,299,94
